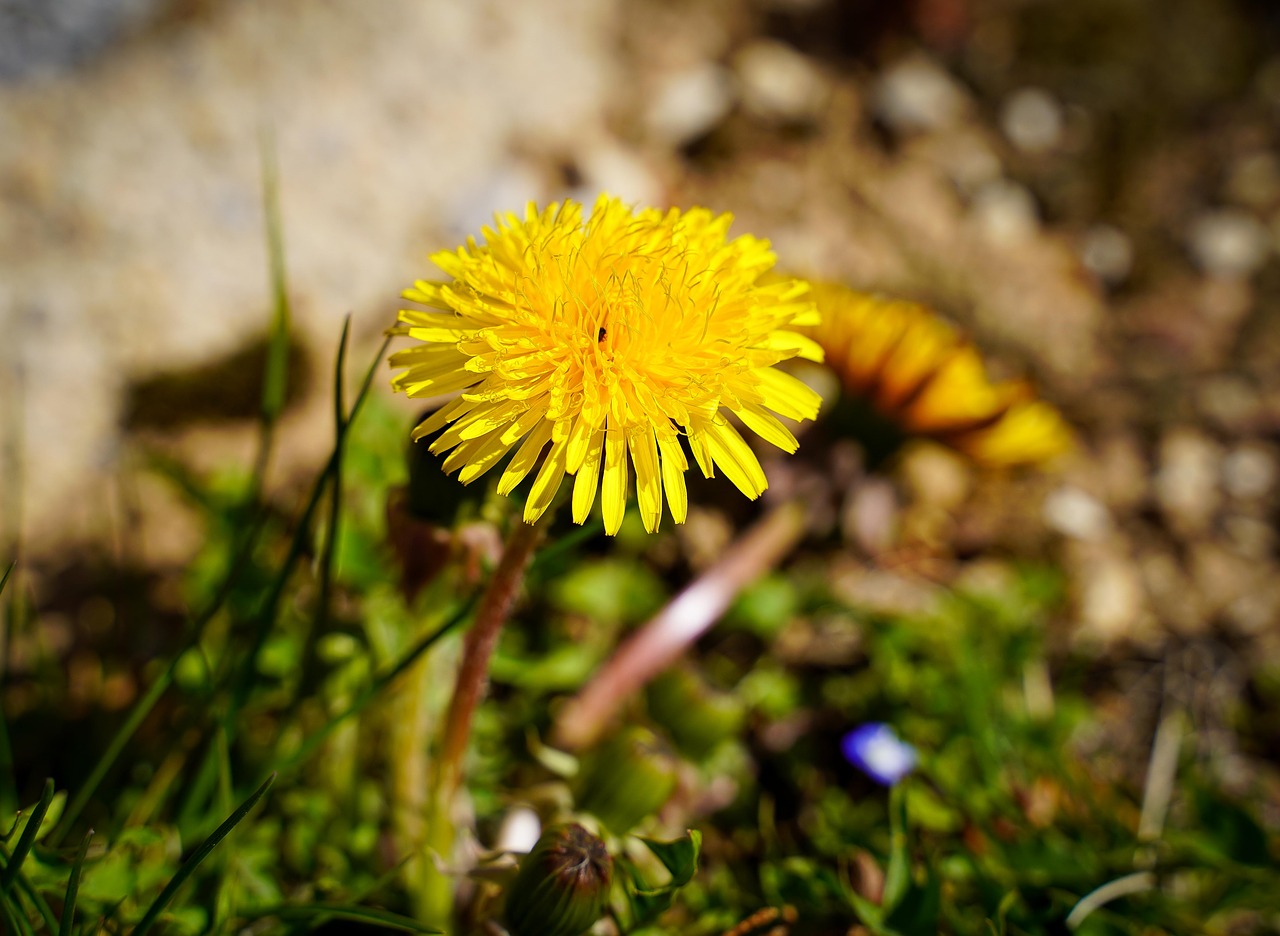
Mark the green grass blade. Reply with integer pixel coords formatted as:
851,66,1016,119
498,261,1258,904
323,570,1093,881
0,887,33,936
51,669,172,846
12,871,57,934
58,829,93,936
0,561,13,597
132,773,276,936
294,317,351,707
259,129,291,427
250,902,442,933
260,592,477,789
0,779,53,895
222,330,390,726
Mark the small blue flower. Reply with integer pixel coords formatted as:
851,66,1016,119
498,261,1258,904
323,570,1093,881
841,723,917,786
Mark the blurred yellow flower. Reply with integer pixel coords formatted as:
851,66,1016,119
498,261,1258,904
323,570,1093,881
390,196,824,534
804,283,1072,466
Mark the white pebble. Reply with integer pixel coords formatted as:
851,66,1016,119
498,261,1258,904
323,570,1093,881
873,56,967,133
1222,445,1276,500
1187,210,1270,277
734,40,828,124
970,179,1038,246
1043,486,1112,542
647,63,735,146
1080,224,1133,285
1001,88,1064,154
494,806,541,855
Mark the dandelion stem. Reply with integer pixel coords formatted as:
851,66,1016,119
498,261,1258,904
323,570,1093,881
553,500,808,750
421,516,542,924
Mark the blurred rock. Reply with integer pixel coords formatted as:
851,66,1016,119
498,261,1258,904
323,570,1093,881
733,40,828,125
1071,540,1154,647
1221,442,1276,500
1095,433,1149,511
1138,546,1206,635
1079,224,1133,286
495,806,542,855
1154,428,1222,536
646,62,735,146
1000,87,1063,154
926,129,1002,194
898,444,971,511
0,0,162,80
1225,152,1280,210
1043,485,1111,542
970,178,1038,246
1,0,622,554
873,55,967,133
829,558,941,616
447,161,545,242
1196,376,1266,434
573,141,663,207
842,476,898,555
1187,209,1271,277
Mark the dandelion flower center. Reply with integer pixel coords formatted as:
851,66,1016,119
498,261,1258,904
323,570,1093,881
390,195,823,534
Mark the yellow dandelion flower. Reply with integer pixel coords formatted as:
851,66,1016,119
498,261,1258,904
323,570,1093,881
390,196,824,535
803,282,1072,466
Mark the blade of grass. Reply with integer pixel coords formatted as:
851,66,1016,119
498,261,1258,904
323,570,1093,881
259,128,291,430
0,562,12,598
0,888,32,936
262,512,583,792
226,329,390,722
292,317,350,708
0,779,53,895
250,902,442,933
58,829,92,936
11,871,56,934
181,332,389,830
50,503,271,847
256,592,477,791
132,773,276,936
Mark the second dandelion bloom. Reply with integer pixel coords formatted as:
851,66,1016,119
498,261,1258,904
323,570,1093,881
390,195,824,534
803,282,1073,467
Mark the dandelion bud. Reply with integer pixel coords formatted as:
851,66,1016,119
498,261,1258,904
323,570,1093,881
574,727,679,835
504,823,612,936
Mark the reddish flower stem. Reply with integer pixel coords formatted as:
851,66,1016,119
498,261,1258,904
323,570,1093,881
553,500,808,750
437,517,543,797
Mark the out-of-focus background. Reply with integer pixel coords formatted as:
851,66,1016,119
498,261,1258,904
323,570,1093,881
6,0,1280,649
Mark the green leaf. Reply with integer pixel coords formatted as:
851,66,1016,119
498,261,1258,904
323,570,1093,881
133,773,275,936
623,831,703,928
0,779,55,894
638,830,702,887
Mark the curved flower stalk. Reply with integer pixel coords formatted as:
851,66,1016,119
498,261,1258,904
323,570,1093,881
390,195,824,534
802,282,1072,467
